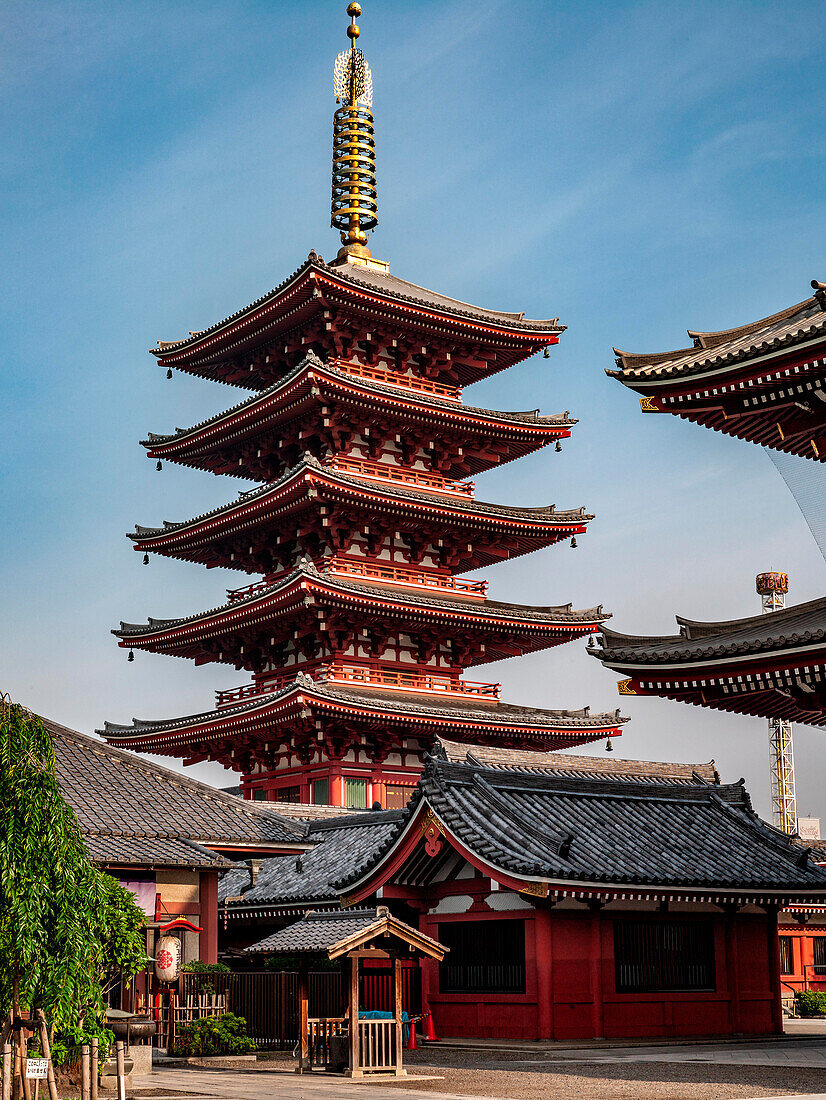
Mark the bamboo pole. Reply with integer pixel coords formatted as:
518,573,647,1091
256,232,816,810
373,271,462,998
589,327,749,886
80,1044,90,1100
115,1042,126,1100
90,1038,98,1100
2,1043,11,1100
33,1014,57,1100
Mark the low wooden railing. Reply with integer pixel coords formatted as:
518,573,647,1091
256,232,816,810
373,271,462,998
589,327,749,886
329,456,474,497
226,579,272,603
331,358,461,401
358,1018,397,1072
307,1017,348,1070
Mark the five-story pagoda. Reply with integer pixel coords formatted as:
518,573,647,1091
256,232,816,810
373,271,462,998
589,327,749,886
101,5,624,808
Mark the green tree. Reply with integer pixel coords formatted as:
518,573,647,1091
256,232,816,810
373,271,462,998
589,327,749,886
0,702,147,1056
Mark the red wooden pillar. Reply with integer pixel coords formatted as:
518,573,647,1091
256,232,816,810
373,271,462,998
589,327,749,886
766,906,784,1034
724,906,741,1035
330,770,345,807
589,904,604,1040
199,872,218,964
534,908,553,1040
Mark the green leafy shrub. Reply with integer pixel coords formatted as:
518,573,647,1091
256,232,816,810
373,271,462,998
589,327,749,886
181,960,231,991
796,990,826,1017
171,1013,255,1057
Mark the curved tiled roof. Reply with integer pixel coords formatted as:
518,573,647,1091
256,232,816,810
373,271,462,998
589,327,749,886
611,286,826,384
141,353,575,452
113,559,607,641
337,758,826,894
590,595,826,667
128,456,591,543
100,675,626,743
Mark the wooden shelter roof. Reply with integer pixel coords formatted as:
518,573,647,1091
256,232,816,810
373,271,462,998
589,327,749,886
245,905,445,960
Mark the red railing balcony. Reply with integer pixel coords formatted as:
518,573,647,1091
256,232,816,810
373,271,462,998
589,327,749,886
323,664,501,699
226,578,273,603
329,456,474,497
330,358,461,401
216,664,501,706
325,559,487,597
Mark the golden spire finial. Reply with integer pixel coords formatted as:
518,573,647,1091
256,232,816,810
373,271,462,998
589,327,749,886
331,2,378,263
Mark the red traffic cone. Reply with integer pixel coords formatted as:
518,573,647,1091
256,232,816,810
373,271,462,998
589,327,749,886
406,1018,418,1050
422,1009,439,1042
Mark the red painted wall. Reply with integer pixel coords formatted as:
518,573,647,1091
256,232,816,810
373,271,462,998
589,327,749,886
420,907,779,1041
778,925,826,993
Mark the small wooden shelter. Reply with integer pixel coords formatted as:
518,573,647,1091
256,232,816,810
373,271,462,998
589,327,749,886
247,906,445,1077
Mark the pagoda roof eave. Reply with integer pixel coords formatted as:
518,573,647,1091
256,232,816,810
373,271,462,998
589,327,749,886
112,562,609,647
98,676,626,753
140,353,576,456
127,456,592,548
150,255,565,377
611,286,826,386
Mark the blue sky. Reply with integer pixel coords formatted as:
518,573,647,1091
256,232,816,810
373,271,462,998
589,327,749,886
4,0,826,821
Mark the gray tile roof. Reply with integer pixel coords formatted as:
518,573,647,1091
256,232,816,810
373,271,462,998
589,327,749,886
436,737,719,784
219,809,404,909
333,758,826,897
48,719,304,869
611,287,826,384
590,595,826,667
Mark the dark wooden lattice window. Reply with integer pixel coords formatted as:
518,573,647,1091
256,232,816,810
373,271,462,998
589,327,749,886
438,919,525,994
813,937,826,975
313,778,329,805
614,921,716,993
779,936,794,975
273,785,301,804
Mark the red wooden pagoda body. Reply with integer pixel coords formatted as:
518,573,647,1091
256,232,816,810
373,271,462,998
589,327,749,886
101,10,623,807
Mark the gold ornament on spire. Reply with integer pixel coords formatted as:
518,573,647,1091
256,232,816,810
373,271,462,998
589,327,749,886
331,2,378,262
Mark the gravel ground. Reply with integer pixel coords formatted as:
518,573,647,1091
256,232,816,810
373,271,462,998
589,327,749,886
396,1047,826,1099
125,1048,826,1100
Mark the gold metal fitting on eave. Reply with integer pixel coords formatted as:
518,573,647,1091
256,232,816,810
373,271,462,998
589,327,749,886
639,396,660,413
331,2,379,263
617,679,638,696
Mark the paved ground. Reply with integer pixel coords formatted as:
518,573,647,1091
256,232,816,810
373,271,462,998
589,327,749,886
130,1032,826,1100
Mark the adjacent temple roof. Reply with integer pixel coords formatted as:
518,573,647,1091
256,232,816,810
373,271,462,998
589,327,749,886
220,754,826,917
49,718,304,869
219,810,405,914
589,597,826,727
151,255,564,388
435,737,719,784
611,284,826,383
609,282,826,460
338,756,826,900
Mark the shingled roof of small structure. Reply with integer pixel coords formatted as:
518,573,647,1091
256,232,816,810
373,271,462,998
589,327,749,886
611,283,826,383
219,809,403,910
589,595,826,667
48,719,304,868
435,737,719,784
334,757,826,895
